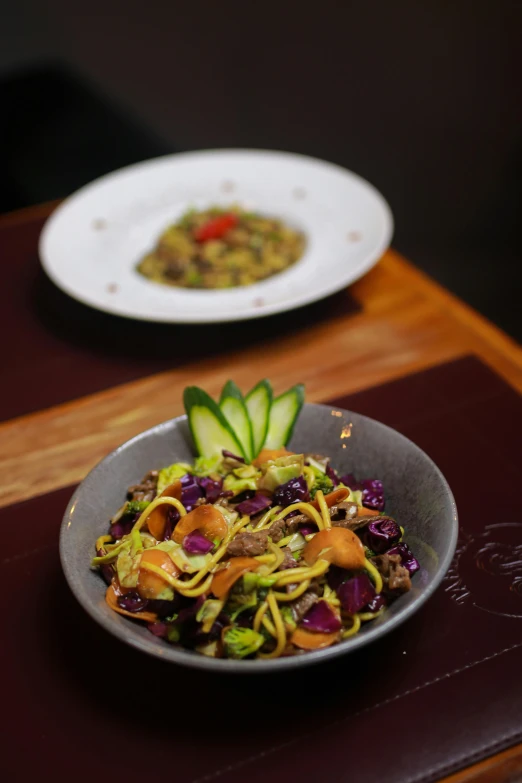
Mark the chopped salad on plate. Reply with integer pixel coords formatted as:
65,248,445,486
92,380,419,660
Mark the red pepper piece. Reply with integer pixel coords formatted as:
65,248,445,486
193,213,238,242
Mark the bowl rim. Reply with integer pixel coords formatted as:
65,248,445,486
59,402,458,673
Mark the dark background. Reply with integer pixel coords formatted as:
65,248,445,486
2,0,521,339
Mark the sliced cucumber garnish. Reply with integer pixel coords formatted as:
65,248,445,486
245,379,273,457
219,380,254,462
263,383,305,449
183,386,245,459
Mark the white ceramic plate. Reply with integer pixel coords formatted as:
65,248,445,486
39,149,393,323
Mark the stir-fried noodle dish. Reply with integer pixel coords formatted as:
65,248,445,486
92,381,419,660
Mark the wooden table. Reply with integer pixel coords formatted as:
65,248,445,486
1,202,521,783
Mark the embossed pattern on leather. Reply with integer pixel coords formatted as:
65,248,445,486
2,357,521,783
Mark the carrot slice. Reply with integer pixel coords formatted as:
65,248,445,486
105,583,158,623
137,549,181,599
253,448,294,467
356,506,380,516
146,480,182,540
291,627,340,650
303,527,365,570
172,504,228,545
211,557,260,598
310,487,349,510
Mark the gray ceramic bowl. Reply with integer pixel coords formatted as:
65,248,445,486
60,403,458,673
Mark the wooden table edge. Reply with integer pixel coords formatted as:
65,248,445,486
0,198,62,227
386,252,522,376
439,741,522,783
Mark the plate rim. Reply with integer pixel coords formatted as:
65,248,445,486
39,148,394,324
59,401,458,674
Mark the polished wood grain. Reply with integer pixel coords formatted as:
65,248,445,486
1,202,521,783
441,743,522,783
0,246,521,511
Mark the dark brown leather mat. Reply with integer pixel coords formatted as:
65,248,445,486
0,213,359,422
2,357,521,783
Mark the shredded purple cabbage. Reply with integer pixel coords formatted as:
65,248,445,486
340,474,385,511
222,449,245,463
198,476,224,503
386,542,420,575
110,516,135,540
96,549,114,585
147,621,169,638
340,473,358,490
235,493,272,516
326,565,350,591
360,479,385,511
147,598,180,617
301,600,342,633
363,593,387,613
117,592,149,613
299,523,317,536
167,505,180,530
177,595,206,625
183,530,214,555
337,574,376,614
180,473,204,511
232,489,255,504
273,476,309,507
364,519,401,554
326,464,340,486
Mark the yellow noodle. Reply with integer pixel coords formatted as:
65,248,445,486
261,542,285,575
139,561,214,596
262,615,277,638
230,515,251,537
303,466,316,490
132,496,187,534
175,574,213,597
322,584,341,607
271,502,324,531
95,535,113,552
273,558,330,587
253,601,269,632
272,580,310,601
258,592,287,659
315,490,331,530
364,558,383,594
358,608,385,621
342,613,361,638
276,534,295,548
255,554,277,565
161,514,255,593
158,512,246,591
254,505,282,530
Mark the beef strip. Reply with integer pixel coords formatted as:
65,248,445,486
332,513,395,533
291,590,319,622
267,513,307,542
389,565,411,592
371,553,412,594
286,514,307,534
329,501,359,521
127,470,158,503
226,530,269,557
267,518,287,543
278,547,298,571
268,514,310,544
